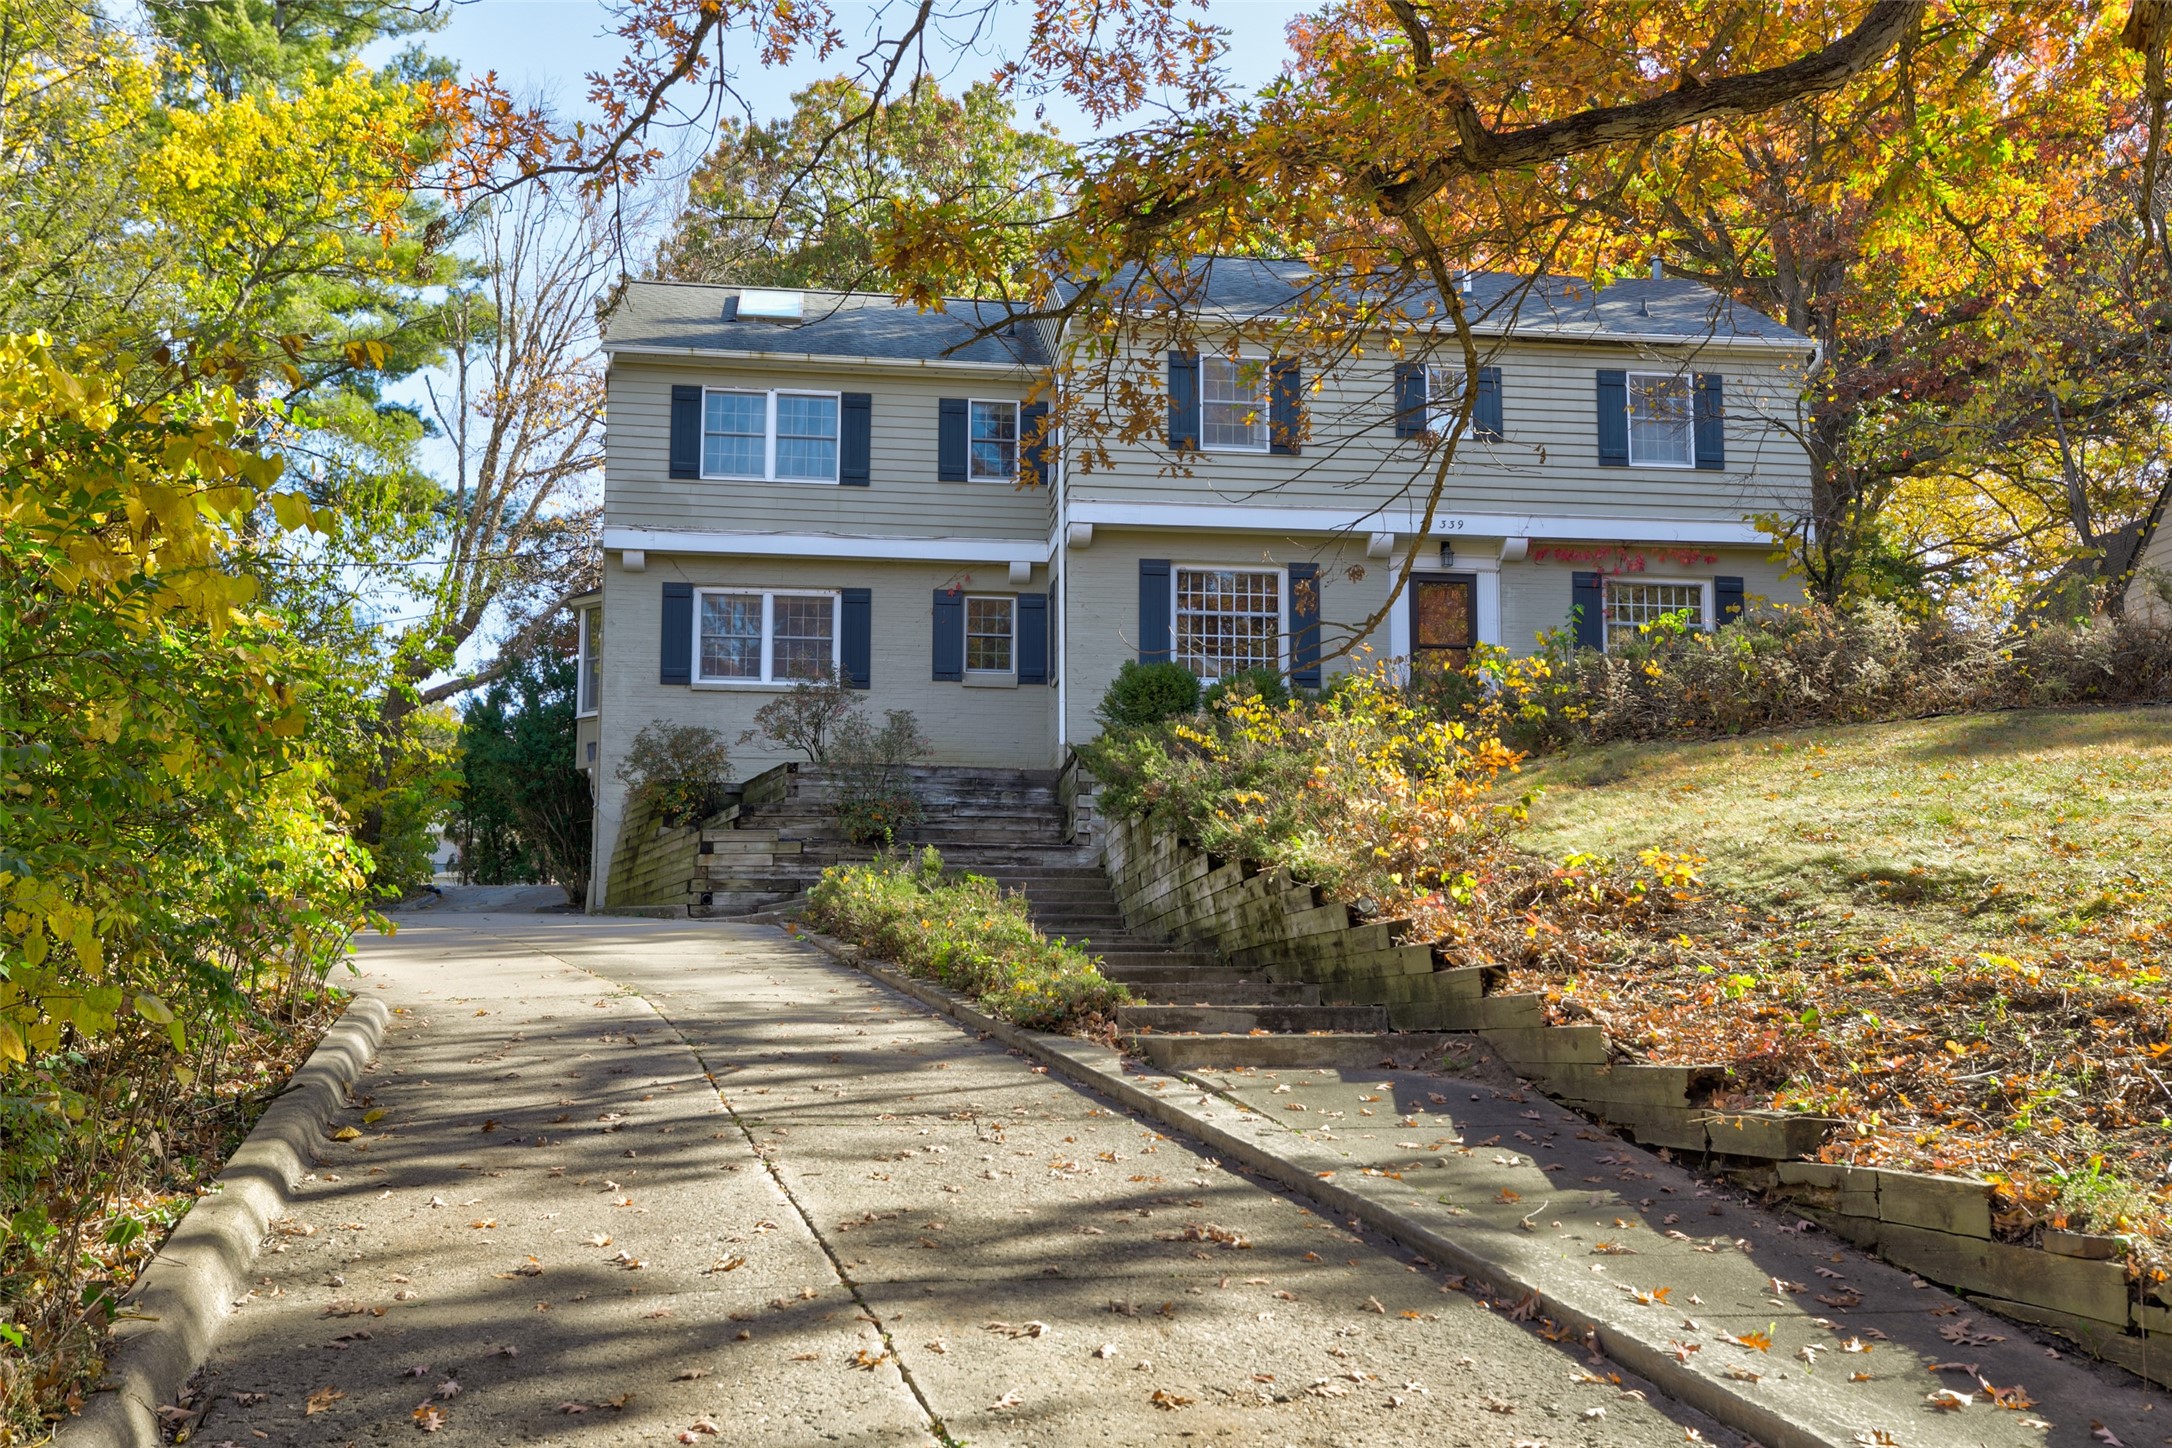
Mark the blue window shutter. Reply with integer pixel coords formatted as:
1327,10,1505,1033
1021,400,1051,487
1475,366,1504,440
1138,559,1171,663
1595,370,1629,467
1393,362,1426,437
1269,359,1302,455
937,398,968,481
840,588,872,687
1694,372,1726,470
931,589,964,680
1570,571,1605,651
1166,352,1200,450
1287,562,1321,689
669,385,702,479
659,582,692,684
1017,591,1049,684
840,393,872,485
1714,575,1744,628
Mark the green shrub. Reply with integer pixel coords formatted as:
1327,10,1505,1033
1202,665,1289,713
805,848,1131,1033
1097,660,1201,728
618,721,734,826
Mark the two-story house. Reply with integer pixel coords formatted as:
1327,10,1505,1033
577,261,1816,905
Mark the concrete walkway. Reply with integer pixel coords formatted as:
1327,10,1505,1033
188,914,1736,1447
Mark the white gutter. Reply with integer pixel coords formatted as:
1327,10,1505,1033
600,343,1041,375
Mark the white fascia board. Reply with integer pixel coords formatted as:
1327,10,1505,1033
604,526,1052,565
1062,500,1770,546
601,343,1040,376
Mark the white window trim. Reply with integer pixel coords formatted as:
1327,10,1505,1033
1199,355,1272,454
576,606,600,718
1423,363,1466,435
1171,563,1288,681
690,586,842,687
966,398,1021,482
1599,576,1713,653
1624,370,1696,470
963,593,1017,679
698,387,843,484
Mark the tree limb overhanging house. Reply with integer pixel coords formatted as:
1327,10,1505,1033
573,260,1819,906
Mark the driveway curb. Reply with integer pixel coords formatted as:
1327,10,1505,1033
57,995,392,1448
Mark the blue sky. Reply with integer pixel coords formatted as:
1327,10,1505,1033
386,0,1308,153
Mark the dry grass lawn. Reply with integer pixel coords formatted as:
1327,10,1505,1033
1517,705,2172,957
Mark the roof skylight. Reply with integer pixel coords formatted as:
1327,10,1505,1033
735,288,804,322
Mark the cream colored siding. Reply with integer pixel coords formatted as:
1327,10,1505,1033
1059,528,1394,746
590,549,1058,900
605,357,1054,541
1061,339,1812,529
2129,526,2172,624
1496,546,1799,655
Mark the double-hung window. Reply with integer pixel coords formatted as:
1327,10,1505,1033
1602,579,1708,651
576,606,602,716
1423,364,1465,434
1201,358,1268,451
1174,567,1282,679
968,401,1019,481
700,389,840,482
695,589,839,684
965,596,1015,675
1626,372,1695,468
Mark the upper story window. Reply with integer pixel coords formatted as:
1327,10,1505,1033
695,588,838,684
1602,579,1708,650
969,401,1019,481
1423,365,1464,434
965,596,1015,675
1627,372,1695,468
700,388,840,482
1201,358,1268,451
1174,566,1282,679
576,606,601,716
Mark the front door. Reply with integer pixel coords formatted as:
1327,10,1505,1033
1411,575,1477,667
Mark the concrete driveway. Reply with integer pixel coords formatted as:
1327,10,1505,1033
185,912,1739,1447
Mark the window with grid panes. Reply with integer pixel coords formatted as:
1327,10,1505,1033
702,391,766,477
968,401,1018,480
773,393,839,480
694,590,838,683
1602,580,1706,650
965,596,1014,673
1200,358,1268,450
1174,567,1280,678
1627,373,1694,467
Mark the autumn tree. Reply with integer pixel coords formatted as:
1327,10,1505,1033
656,75,1071,293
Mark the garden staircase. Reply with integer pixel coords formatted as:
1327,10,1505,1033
699,764,1385,1037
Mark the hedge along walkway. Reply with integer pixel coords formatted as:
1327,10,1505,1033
178,911,1735,1447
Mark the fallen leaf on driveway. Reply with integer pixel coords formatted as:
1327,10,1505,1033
2090,1424,2125,1445
433,1379,461,1399
674,1368,711,1381
990,1390,1024,1411
1926,1389,1973,1411
584,1234,611,1248
411,1404,445,1432
557,1402,588,1415
304,1387,345,1415
1147,1389,1191,1410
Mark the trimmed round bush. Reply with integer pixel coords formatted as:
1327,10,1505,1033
1096,660,1201,729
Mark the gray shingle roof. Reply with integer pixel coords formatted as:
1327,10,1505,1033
604,281,1052,367
606,260,1807,366
1076,257,1808,345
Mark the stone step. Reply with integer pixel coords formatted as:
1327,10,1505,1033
1127,981,1320,1006
1128,1032,1458,1072
1117,1003,1392,1034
